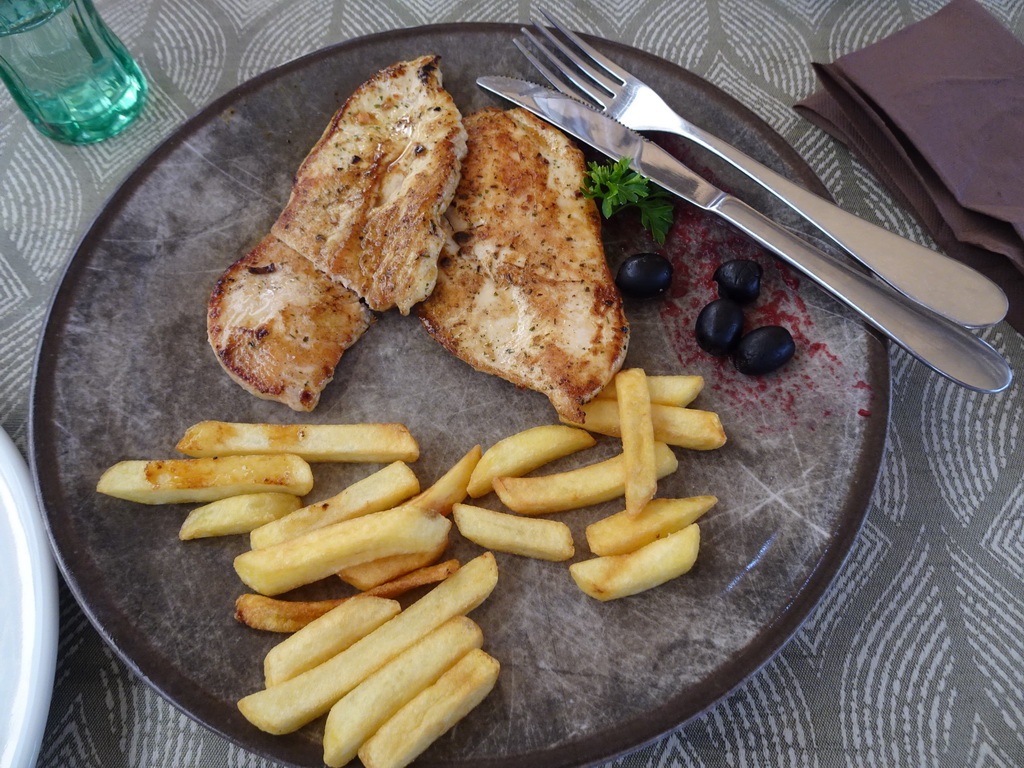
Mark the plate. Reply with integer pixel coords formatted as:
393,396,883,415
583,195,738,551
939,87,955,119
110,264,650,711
30,23,888,768
0,427,58,768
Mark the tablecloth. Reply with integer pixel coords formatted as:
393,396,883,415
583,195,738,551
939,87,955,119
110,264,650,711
2,1,1022,766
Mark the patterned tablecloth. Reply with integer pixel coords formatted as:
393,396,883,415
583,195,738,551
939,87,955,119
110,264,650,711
3,1,1022,766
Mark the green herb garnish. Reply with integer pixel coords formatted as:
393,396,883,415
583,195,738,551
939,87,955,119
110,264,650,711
582,157,674,244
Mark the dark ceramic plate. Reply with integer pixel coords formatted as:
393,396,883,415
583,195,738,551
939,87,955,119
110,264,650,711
31,23,888,768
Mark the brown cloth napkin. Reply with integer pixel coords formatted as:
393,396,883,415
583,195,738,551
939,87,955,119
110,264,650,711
794,0,1024,333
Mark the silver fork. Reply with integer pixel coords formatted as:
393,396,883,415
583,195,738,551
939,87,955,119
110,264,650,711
516,12,1008,330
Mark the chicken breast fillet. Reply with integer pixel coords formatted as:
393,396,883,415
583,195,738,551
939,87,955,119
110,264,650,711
271,55,467,315
208,235,373,411
418,108,629,422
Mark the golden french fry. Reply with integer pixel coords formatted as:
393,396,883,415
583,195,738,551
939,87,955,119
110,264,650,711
179,493,302,540
493,442,677,515
616,368,657,516
264,595,401,687
250,462,420,549
408,445,481,515
338,539,448,591
236,552,498,735
453,503,573,561
467,425,596,498
358,649,500,768
96,454,313,505
586,496,717,556
233,505,451,596
563,400,726,450
323,616,483,767
235,594,346,633
570,524,700,601
362,559,460,600
176,420,419,463
595,374,704,407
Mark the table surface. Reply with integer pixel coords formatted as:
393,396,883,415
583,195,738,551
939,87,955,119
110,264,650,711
3,1,1022,767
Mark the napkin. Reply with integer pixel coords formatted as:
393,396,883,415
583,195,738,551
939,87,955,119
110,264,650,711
794,0,1024,333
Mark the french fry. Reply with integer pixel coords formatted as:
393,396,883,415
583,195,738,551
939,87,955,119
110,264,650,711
176,420,419,463
233,560,460,633
595,374,704,407
407,445,481,515
236,552,498,735
563,400,726,450
467,425,596,498
264,595,401,687
586,496,717,556
493,442,677,515
235,594,346,633
570,524,700,601
96,454,313,505
250,462,420,549
616,368,657,516
322,616,483,767
453,503,574,561
362,559,460,600
338,539,448,591
178,493,302,540
357,649,500,768
233,505,451,596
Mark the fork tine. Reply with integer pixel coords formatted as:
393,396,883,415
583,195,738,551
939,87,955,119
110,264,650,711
538,9,634,84
518,28,611,107
527,20,622,102
512,37,596,105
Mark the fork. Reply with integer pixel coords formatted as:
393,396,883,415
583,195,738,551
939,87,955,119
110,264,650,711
516,12,1008,330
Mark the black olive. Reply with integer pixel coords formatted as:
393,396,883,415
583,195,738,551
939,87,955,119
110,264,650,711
732,326,795,375
714,259,763,304
616,252,673,298
695,299,744,356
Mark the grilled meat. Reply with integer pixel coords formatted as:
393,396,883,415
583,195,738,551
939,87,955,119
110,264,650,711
271,55,467,314
207,235,373,411
418,107,629,421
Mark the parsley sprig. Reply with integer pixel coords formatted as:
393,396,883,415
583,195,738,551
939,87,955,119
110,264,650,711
582,157,674,244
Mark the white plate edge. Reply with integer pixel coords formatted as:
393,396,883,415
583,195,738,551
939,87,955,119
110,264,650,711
0,427,58,768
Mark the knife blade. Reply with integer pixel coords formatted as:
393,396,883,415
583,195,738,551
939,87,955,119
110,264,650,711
477,75,1012,394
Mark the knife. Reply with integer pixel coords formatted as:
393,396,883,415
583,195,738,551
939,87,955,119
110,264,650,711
477,76,1012,394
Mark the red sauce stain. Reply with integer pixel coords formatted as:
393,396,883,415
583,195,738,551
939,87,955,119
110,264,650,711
653,137,875,431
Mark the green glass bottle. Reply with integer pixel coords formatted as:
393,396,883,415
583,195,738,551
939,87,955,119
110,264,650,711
0,0,147,144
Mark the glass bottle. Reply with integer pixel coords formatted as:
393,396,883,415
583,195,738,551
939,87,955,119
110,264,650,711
0,0,147,144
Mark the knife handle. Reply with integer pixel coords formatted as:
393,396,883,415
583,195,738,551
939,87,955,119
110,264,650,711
711,194,1012,393
683,126,1007,328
